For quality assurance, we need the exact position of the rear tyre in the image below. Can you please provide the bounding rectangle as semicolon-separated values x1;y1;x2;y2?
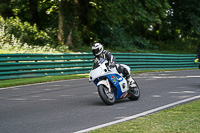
128;80;140;100
98;85;115;105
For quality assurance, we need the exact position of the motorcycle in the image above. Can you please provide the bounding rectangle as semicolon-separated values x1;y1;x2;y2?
89;58;140;105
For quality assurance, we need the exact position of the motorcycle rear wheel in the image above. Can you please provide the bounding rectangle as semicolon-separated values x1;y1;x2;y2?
98;85;115;105
128;81;140;100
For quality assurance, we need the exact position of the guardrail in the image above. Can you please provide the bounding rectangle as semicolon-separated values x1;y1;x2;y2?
0;53;198;80
113;53;198;70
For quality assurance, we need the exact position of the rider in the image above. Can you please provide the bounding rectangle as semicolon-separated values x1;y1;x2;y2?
92;42;136;88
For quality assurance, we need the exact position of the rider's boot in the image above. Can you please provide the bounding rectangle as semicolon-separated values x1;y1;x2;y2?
127;76;137;88
121;66;137;88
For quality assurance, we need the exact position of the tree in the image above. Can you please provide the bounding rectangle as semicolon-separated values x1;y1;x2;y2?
168;0;200;38
58;0;77;46
28;0;39;26
162;0;200;51
0;0;13;18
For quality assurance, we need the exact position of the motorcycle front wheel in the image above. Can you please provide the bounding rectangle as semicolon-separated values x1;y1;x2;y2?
128;80;140;101
98;85;115;105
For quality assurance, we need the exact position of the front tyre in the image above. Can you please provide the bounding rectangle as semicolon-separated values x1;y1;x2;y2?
128;81;140;101
98;85;115;105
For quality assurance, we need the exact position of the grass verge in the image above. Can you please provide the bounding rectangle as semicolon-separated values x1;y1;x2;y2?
0;74;88;88
90;99;200;133
0;68;197;88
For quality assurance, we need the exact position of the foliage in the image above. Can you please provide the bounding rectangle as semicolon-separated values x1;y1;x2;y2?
0;32;57;54
0;16;68;53
1;16;54;46
1;0;200;53
78;0;171;50
167;0;200;37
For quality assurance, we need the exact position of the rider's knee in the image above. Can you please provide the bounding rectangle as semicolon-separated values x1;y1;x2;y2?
123;67;130;77
124;68;129;75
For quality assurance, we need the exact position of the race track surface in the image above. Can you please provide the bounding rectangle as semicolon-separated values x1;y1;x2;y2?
0;70;200;133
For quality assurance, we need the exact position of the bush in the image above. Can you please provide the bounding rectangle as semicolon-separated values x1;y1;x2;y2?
2;16;55;46
0;16;60;53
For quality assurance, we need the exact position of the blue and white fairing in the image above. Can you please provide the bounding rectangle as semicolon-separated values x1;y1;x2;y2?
89;61;129;100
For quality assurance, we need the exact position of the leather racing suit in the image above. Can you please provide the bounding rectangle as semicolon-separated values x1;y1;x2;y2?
93;50;131;79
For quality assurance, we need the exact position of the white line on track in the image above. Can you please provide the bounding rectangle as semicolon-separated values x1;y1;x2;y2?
74;95;200;133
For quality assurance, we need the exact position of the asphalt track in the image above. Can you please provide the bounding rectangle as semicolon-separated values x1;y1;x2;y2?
0;70;200;133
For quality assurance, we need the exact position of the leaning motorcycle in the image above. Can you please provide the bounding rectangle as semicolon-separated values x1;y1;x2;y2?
89;58;140;105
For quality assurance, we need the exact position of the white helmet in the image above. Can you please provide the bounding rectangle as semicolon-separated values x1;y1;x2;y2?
92;43;103;56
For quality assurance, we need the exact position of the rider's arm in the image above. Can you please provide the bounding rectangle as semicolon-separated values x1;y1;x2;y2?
104;50;116;66
93;57;100;69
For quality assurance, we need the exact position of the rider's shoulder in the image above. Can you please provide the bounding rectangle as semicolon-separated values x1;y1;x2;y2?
103;50;111;54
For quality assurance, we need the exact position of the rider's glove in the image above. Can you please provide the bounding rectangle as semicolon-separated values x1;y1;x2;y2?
194;59;199;63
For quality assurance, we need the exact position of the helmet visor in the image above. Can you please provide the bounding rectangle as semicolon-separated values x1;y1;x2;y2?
92;49;101;56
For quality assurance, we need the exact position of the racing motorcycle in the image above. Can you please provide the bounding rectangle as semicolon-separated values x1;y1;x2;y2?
89;58;140;105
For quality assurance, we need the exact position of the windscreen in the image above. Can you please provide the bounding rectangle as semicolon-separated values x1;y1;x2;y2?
92;58;107;69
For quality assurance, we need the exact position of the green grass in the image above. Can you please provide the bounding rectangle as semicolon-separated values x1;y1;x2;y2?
91;100;200;133
0;74;88;88
0;68;197;88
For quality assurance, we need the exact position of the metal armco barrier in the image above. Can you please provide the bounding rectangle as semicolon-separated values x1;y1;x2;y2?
0;53;198;80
